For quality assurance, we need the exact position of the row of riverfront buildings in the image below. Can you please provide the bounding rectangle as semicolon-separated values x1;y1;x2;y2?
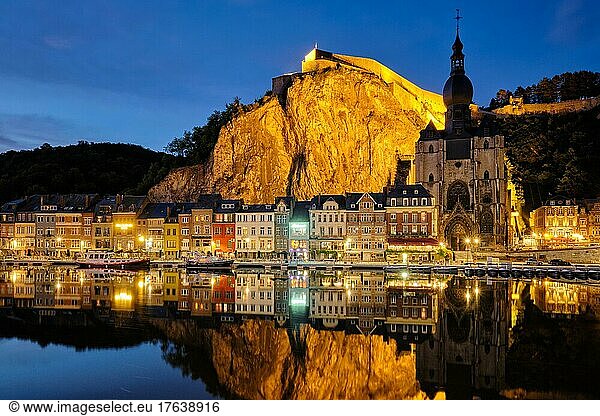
0;187;440;262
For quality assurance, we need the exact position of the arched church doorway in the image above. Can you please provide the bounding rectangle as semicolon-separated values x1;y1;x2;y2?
445;220;470;251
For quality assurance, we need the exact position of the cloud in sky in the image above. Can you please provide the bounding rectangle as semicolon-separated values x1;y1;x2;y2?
0;113;75;153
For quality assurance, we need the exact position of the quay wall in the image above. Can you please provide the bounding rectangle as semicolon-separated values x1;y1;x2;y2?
481;247;600;264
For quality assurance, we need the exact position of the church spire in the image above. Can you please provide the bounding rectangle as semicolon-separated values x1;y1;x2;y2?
442;9;473;134
451;9;465;74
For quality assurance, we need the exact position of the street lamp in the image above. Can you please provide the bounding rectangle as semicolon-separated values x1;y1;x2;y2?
56;237;63;258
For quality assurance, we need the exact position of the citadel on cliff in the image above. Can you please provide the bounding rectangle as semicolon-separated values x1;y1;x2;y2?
1;23;524;261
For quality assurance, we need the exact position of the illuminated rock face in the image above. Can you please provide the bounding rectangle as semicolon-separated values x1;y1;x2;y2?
150;65;445;203
154;319;424;400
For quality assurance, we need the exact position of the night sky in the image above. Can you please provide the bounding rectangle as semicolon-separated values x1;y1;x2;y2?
0;0;598;153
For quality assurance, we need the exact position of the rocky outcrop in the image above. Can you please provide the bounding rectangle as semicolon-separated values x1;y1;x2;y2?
153;319;424;400
150;63;445;203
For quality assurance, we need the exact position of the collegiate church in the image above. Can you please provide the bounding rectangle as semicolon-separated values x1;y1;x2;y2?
414;19;508;251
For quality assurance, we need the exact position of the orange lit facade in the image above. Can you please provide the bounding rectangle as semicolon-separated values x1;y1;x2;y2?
212;200;240;257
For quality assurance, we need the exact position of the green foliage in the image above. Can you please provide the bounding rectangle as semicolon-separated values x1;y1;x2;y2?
488;89;513;110
0;142;182;204
488;71;600;109
499;106;600;212
165;98;250;164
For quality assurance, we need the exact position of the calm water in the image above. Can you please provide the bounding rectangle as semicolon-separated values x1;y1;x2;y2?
1;266;600;400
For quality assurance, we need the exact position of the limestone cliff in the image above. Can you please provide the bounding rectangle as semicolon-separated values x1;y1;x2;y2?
150;58;446;203
153;319;424;400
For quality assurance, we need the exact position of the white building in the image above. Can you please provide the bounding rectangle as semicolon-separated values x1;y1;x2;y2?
235;272;274;317
235;204;275;259
309;195;347;260
309;272;347;328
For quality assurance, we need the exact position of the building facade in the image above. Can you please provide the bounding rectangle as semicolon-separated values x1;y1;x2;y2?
309;195;347;260
345;193;386;262
235;204;275;259
414;29;508;251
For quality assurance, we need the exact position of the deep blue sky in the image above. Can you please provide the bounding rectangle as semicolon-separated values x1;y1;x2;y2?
0;0;598;153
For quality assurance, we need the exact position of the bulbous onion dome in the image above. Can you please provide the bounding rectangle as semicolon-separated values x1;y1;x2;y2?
442;32;473;107
443;73;473;107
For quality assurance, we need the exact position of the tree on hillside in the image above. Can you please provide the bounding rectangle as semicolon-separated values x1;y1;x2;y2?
500;106;600;211
488;89;513;110
165;98;250;164
489;71;600;107
0;142;181;204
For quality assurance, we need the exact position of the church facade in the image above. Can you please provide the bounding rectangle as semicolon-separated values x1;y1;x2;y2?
414;28;508;251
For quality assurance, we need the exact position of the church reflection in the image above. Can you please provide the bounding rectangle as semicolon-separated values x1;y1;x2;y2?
416;278;509;398
2;265;600;399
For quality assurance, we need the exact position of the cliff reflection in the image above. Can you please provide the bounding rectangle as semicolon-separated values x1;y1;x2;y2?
155;319;422;399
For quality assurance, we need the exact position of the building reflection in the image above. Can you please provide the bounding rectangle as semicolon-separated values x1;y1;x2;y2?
416;278;509;398
3;265;600;399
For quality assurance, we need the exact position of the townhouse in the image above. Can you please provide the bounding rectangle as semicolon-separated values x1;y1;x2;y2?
288;200;311;260
345;193;387;262
384;184;438;263
309;195;347;260
112;195;147;252
212;199;240;257
235;203;275;259
274;197;292;259
532;196;584;249
192;195;221;255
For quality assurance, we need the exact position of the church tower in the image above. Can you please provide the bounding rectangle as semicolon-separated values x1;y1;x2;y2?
414;13;508;251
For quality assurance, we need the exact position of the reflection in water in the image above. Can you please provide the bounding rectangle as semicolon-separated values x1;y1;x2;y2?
417;279;508;399
2;265;600;399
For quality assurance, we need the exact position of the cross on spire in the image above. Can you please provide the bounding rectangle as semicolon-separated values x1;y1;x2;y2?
454;9;462;33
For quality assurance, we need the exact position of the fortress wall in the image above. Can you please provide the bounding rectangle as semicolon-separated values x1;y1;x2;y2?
301;50;447;128
334;54;447;117
494;97;600;115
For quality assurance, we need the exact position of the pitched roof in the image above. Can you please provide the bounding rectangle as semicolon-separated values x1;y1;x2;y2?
385;184;433;199
309;194;346;210
138;202;176;219
345;192;385;210
214;199;243;213
239;203;275;213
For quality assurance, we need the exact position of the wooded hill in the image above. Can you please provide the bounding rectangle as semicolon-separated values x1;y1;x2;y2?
0;141;182;203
